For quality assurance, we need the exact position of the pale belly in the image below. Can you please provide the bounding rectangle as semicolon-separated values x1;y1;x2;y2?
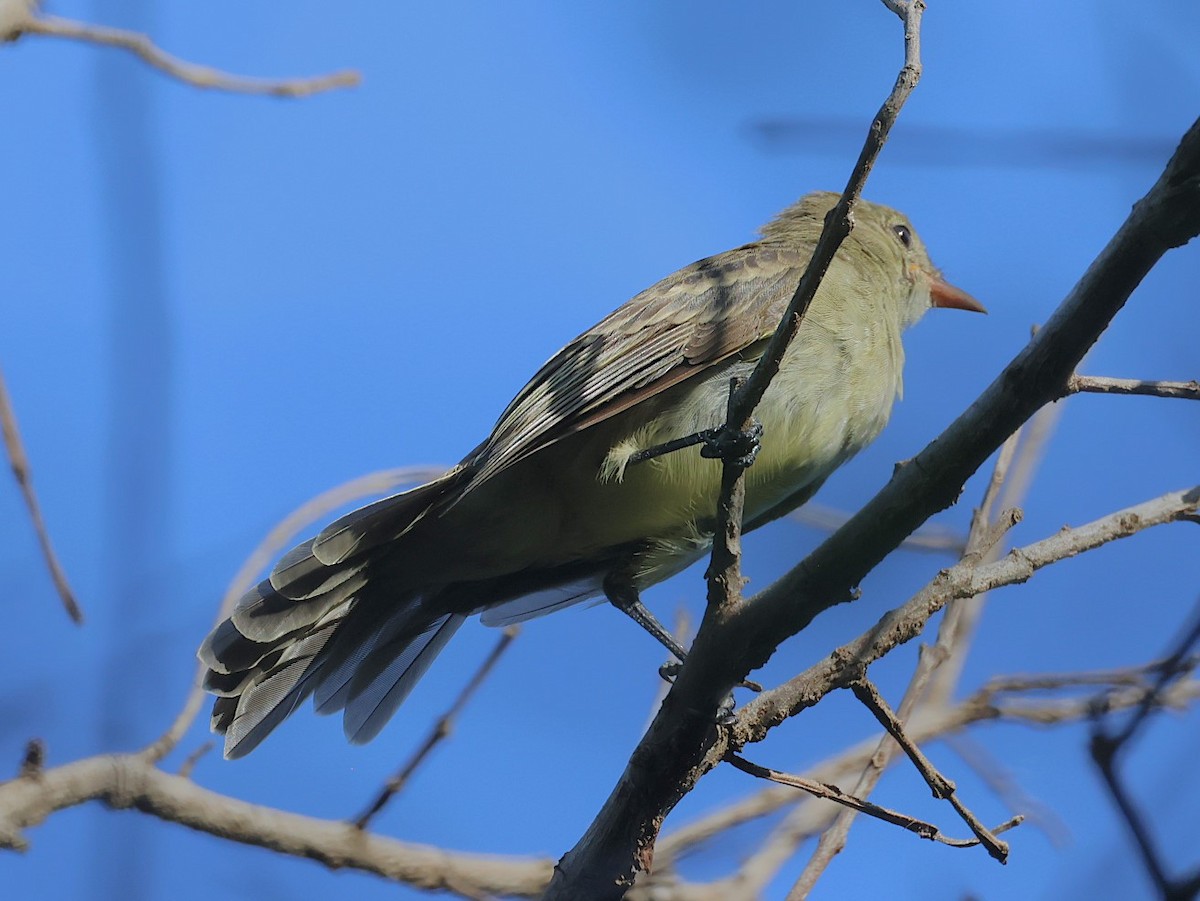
432;354;898;587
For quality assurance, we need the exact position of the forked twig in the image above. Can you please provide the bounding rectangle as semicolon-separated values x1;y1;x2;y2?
726;752;1021;850
850;679;1011;862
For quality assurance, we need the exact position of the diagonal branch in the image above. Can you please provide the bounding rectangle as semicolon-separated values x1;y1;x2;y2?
354;627;519;829
725;752;1021;851
738;485;1200;739
0;365;82;624
849;679;1011;861
545;4;931;896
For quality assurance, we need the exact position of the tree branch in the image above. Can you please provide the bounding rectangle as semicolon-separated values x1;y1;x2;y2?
738;485;1200;738
0;365;82;623
3;3;360;97
1064;375;1200;401
0;752;551;897
354;627;519;829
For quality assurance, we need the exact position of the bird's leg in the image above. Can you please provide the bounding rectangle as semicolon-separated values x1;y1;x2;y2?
603;569;761;695
603;570;690;665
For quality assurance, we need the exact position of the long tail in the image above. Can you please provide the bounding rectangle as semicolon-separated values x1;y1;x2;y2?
198;471;466;759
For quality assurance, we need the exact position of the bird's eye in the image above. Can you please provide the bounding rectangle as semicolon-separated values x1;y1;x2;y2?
892;224;913;248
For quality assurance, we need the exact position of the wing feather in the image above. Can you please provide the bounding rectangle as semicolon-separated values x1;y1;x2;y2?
464;243;806;489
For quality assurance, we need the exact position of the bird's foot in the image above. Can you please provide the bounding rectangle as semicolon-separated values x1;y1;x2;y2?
700;419;763;469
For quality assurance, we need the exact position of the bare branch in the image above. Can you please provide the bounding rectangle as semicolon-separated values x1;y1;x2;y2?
6;7;359;97
789;502;967;554
354;627;519;829
0;753;552;897
725;752;1020;851
1065;374;1200;401
0;366;82;623
849;679;1010;861
738;486;1200;738
787;424;1036;894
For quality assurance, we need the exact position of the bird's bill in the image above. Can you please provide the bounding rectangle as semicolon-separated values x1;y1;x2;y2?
929;275;987;313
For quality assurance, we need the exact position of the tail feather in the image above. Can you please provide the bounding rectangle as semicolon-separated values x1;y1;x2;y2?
221;606;349;758
311;468;466;566
310;594;423;715
343;613;466;744
232;572;367;644
199;618;271;675
199;535;460;757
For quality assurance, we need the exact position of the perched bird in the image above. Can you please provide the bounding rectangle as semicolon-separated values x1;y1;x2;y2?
199;192;984;758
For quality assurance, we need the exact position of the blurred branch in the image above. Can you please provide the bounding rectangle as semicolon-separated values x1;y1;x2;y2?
143;467;446;764
1089;600;1200;901
0;365;82;624
1064;374;1200;401
354;626;519;830
945;735;1071;847
789;501;966;554
747;116;1178;171
1;1;360;97
0;751;552;897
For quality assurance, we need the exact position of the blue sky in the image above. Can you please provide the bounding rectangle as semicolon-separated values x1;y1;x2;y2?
2;2;1198;899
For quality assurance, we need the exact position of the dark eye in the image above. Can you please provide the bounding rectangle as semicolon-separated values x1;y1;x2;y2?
892;223;912;248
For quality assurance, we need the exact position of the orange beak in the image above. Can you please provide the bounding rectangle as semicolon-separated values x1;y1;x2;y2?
930;275;987;314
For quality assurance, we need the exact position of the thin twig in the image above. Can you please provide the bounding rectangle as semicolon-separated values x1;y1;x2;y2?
1065;374;1200;401
177;742;213;780
788;423;1030;894
13;12;359;97
653;670;1200;871
547;5;930;895
702;0;929;625
354;627;520;829
850;679;1010;862
726;753;1021;850
142;466;446;764
0;366;82;623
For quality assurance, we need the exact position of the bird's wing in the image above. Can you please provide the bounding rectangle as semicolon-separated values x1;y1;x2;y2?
463;243;806;489
310;242;807;566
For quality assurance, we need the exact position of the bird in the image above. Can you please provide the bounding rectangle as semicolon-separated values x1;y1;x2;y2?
198;191;984;758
